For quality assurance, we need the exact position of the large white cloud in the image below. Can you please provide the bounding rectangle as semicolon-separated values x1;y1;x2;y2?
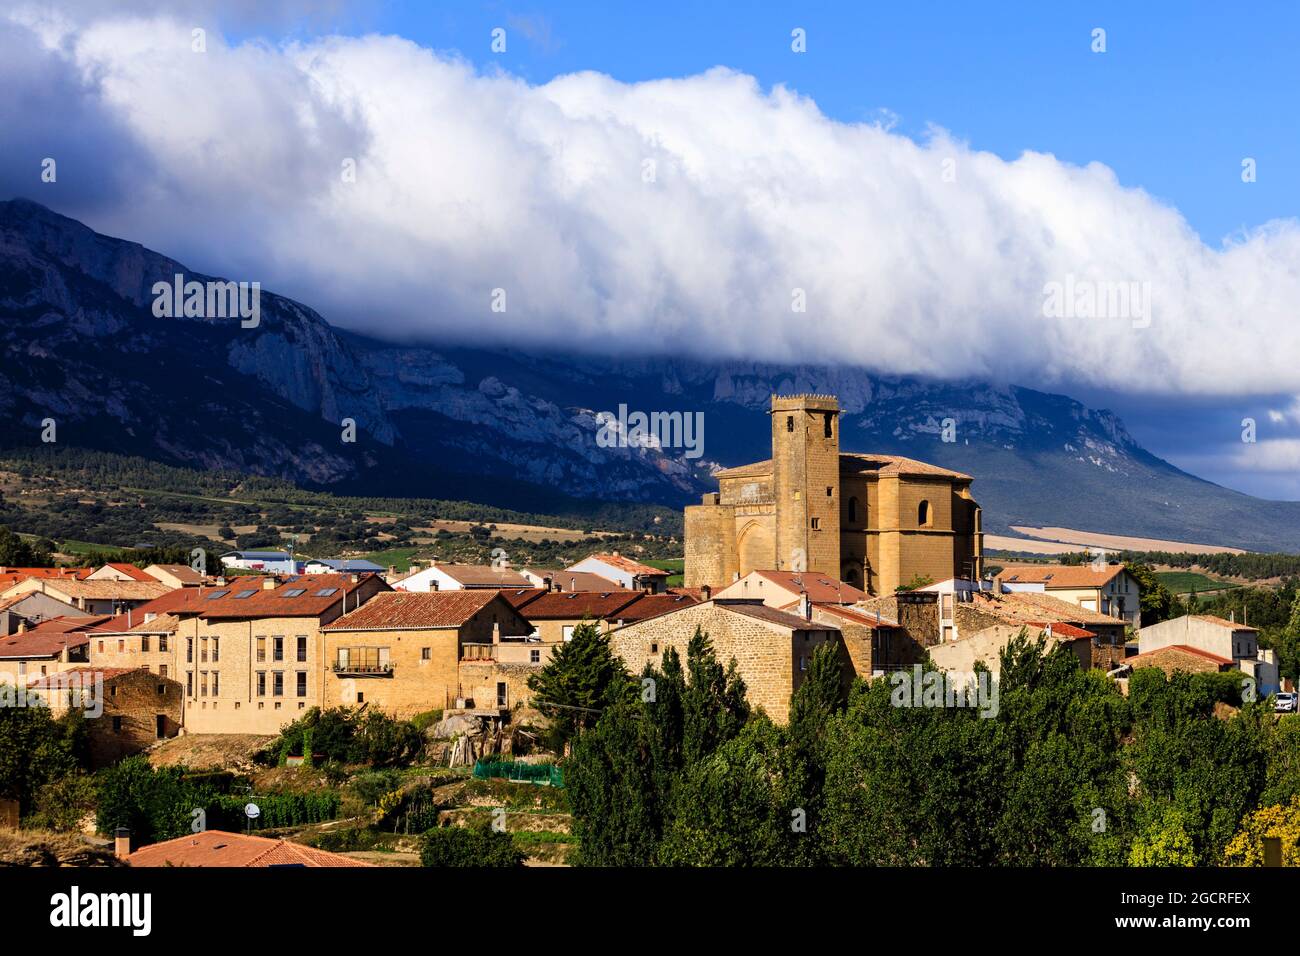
4;5;1300;398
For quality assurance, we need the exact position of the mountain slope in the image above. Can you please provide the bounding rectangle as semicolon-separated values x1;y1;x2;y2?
4;198;1300;551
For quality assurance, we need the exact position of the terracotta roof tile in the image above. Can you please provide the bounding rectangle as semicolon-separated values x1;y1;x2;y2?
997;564;1127;588
126;830;375;868
581;554;670;578
323;590;500;630
1129;644;1235;667
1191;614;1259;632
517;591;643;620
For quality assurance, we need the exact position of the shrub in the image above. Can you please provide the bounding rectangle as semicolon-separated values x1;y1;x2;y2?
420;823;524;867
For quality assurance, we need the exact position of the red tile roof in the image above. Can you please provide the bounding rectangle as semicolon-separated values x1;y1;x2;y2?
497;588;547;609
580;554;669;578
526;569;621;592
126;830;375;868
724;570;869;604
997;564;1127;588
716;455;973;481
144;564;205;585
719;600;836;631
812;603;900;628
517;591;643;621
97;563;156;582
616;592;700;623
323;590;501;630
0;619;103;658
175;574;383;619
1129;644;1235;667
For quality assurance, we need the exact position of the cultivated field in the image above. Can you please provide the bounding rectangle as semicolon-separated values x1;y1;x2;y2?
988;526;1248;555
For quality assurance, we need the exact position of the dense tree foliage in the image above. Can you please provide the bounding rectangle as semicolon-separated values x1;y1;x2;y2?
0;698;88;813
421;823;524;867
565;631;1298;867
265;707;425;768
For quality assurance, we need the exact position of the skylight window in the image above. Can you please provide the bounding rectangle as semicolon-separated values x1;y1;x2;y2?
234;590;257;599
314;588;338;597
205;590;230;600
282;588;307;597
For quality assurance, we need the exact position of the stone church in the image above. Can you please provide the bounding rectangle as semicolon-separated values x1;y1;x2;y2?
684;394;983;595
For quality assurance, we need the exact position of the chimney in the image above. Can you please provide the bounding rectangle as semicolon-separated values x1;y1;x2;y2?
492;621;501;644
16;618;27;634
1230;610;1235;623
114;827;131;861
388;565;397;579
350;574;359;584
799;592;811;621
701;585;712;601
262;577;276;590
216;576;227;586
732;571;740;583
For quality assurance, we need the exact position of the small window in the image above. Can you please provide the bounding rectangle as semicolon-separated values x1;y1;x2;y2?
256;671;266;697
273;637;284;662
212;637;219;662
205;590;229;600
918;500;932;527
187;671;193;696
112;717;123;733
421;647;431;661
234;589;257;599
141;636;150;652
159;664;168;678
297;672;307;697
823;413;833;438
256;636;266;663
159;635;168;652
811;517;820;530
315;588;338;597
786;415;794;432
157;683;166;695
296;636;307;662
212;671;219;695
282;588;307;598
273;672;284;697
356;692;365;704
530;649;540;663
826;486;833;497
650;642;659;655
848;496;859;523
186;638;193;663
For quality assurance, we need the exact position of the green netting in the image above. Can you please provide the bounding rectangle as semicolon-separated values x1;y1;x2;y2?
473;759;564;788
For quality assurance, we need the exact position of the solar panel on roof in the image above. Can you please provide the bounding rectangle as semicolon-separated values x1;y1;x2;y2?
282;588;307;597
315;588;338;597
205;590;229;600
234;590;257;599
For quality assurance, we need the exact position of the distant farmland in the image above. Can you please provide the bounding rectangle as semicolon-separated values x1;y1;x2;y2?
1153;571;1240;595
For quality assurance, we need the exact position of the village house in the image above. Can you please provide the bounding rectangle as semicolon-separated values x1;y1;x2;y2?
713;569;868;607
130;573;392;735
684;394;983;596
609;597;840;721
86;562;158;582
141;564;206;588
519;568;620;592
509;590;646;644
0;575;172;616
1137;613;1280;694
0;566;92;592
393;561;531;592
27;666;182;766
1125;643;1238;678
0;616;103;686
996;563;1142;630
90;612;183;679
565;553;670;593
320;590;533;715
0;590;88;635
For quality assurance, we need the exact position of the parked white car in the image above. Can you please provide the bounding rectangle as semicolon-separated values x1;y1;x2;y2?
1274;692;1297;713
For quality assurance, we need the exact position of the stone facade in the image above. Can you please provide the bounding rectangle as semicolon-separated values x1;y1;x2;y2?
32;667;182;766
609;599;840;721
685;394;982;595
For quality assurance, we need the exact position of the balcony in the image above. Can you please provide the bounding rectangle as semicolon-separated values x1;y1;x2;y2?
333;648;394;676
332;661;394;676
460;642;496;662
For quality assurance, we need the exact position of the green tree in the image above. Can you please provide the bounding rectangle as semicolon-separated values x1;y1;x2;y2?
0;695;87;812
527;620;631;749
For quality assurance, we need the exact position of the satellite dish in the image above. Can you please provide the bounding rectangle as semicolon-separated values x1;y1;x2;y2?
245;802;261;819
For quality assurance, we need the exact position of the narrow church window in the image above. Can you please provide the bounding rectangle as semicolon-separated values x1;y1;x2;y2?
811;517;820;530
824;413;833;438
787;415;794;432
826;486;833;497
848;497;858;523
918;500;932;527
